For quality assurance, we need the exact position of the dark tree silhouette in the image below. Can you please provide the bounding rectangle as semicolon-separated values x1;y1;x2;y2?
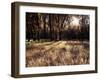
26;13;90;42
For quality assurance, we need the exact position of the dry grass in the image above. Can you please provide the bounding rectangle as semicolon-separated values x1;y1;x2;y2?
26;41;89;67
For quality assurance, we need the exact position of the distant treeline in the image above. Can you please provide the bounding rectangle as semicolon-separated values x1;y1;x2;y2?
26;13;89;41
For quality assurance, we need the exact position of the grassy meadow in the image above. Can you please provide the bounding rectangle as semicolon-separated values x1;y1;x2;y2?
26;40;89;67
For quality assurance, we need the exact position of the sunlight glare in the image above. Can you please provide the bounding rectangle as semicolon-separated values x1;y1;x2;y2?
70;16;80;26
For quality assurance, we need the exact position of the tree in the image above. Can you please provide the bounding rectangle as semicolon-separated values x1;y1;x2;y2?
26;13;89;41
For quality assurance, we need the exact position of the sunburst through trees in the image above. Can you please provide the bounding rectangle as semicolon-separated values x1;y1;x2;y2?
26;13;90;67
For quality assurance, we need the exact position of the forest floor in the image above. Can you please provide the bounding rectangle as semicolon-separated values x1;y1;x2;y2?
26;40;89;67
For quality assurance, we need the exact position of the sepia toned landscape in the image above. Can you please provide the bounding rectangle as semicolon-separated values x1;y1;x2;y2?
26;13;90;67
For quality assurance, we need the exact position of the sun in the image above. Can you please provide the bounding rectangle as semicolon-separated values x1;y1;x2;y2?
70;16;80;26
70;16;81;30
73;17;79;25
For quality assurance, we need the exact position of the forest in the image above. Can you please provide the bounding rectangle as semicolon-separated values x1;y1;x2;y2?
26;13;90;67
26;13;89;42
